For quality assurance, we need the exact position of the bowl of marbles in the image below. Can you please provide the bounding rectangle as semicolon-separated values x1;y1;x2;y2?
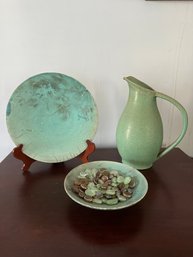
64;161;148;210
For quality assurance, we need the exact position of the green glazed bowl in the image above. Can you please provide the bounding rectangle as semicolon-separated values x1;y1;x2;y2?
64;161;148;210
6;72;98;163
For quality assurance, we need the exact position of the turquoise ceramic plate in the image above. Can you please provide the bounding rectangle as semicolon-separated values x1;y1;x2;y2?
64;161;148;210
6;73;98;162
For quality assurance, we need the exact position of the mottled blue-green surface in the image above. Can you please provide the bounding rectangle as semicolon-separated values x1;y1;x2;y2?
6;73;98;162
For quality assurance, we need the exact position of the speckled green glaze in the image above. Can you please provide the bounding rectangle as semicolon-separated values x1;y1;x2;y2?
6;73;98;162
116;76;188;170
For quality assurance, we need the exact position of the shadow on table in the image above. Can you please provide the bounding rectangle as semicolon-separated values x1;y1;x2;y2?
66;200;145;245
141;166;174;207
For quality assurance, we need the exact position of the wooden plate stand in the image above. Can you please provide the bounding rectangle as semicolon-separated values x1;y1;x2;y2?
12;140;95;172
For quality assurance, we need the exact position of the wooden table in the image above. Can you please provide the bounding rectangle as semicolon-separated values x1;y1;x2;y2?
0;148;193;257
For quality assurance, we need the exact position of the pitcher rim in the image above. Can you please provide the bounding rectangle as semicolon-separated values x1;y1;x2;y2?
123;76;155;94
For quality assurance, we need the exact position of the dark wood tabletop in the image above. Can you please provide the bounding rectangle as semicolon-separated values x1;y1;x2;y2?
0;148;193;257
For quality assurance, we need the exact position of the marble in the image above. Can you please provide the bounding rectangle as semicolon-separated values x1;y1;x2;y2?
64;161;148;210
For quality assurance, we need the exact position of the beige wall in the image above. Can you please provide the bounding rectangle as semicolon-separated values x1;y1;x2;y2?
0;0;193;161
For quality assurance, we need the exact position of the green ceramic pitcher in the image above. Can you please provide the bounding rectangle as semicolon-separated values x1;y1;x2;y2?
116;76;188;170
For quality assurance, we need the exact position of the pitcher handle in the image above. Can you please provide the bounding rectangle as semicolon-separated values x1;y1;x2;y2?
155;91;188;159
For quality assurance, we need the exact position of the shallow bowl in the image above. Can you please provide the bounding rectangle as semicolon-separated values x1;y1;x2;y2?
64;161;148;210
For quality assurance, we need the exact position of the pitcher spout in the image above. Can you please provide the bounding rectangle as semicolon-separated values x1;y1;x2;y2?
123;76;154;92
